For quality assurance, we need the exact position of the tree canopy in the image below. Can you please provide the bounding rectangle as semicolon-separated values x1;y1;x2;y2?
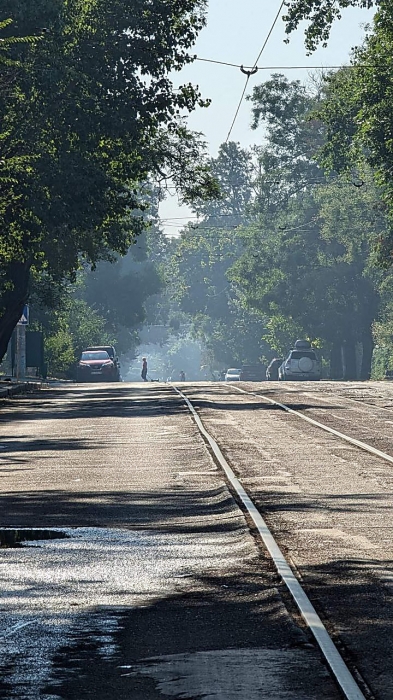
159;74;389;380
313;3;393;263
283;0;377;52
0;0;217;360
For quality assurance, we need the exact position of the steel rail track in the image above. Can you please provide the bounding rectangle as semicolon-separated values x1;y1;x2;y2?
230;384;393;467
272;383;393;417
173;385;367;700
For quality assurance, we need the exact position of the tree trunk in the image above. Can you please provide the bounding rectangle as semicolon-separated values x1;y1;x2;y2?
360;327;374;380
343;340;357;380
0;262;31;363
329;342;342;379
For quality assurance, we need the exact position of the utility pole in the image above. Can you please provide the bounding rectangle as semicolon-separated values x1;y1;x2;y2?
16;324;26;380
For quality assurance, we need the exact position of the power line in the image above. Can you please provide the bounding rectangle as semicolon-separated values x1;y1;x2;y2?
196;57;345;71
161;214;237;221
253;0;286;68
225;77;252;144
225;0;286;143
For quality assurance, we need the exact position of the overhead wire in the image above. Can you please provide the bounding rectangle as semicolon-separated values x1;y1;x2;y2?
196;57;345;71
225;0;286;143
253;0;287;68
159;171;370;231
164;4;364;233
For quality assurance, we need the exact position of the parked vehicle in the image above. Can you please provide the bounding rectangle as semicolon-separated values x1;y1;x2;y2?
278;340;321;381
76;350;119;382
266;358;283;381
224;368;242;381
85;345;121;381
239;364;266;381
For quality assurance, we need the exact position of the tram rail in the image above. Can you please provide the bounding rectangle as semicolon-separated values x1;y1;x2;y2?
173;384;369;700
230;384;393;467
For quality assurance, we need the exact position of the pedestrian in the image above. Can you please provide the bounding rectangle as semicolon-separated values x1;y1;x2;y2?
179;370;185;381
141;357;148;381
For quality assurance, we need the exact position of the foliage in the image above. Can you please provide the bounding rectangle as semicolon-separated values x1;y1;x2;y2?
169;221;269;367
79;239;164;355
371;270;393;377
191;142;253;227
282;0;376;52
155;333;204;380
230;75;386;377
247;75;326;217
0;0;217;361
158;76;386;377
44;328;75;377
262;314;304;357
231;179;381;371
37;207;171;377
314;4;393;265
33;296;110;377
30;224;165;375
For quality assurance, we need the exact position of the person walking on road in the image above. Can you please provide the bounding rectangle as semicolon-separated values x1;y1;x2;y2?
141;357;148;381
179;370;185;381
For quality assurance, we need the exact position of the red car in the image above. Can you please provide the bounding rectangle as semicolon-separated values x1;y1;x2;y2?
76;350;118;382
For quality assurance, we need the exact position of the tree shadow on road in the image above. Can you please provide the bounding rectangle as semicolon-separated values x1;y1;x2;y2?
252;488;392;515
41;569;338;700
0;484;243;530
0;385;186;422
40;555;393;700
0;384;346;424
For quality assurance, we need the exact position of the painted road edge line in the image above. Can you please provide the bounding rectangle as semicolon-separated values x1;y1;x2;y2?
173;385;366;700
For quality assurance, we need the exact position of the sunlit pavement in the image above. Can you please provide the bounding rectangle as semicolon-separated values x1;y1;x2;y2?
0;382;345;699
181;380;393;700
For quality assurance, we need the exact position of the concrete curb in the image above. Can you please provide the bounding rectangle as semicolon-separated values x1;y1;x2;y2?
0;382;45;399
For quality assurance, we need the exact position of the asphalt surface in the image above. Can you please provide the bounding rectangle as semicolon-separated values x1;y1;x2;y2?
0;381;392;698
184;381;393;700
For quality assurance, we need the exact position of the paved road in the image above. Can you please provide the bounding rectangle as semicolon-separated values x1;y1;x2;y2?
0;381;392;698
184;381;393;700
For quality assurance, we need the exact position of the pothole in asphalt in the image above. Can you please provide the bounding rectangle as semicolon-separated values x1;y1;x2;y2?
125;648;336;699
0;528;69;548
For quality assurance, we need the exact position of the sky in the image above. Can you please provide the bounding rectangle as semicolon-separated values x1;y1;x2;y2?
160;0;375;235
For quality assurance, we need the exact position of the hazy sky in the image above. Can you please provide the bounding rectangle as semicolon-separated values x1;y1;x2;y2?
160;0;374;234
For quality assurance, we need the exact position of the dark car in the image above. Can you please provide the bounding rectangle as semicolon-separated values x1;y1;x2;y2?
239;364;266;382
266;358;283;381
85;345;121;381
278;340;321;381
76;350;119;382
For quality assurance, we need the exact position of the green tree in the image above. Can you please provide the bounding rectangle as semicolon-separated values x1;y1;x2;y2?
191;141;253;227
315;4;393;264
283;3;393;268
0;0;217;361
283;0;376;52
170;225;267;367
372;270;393;377
229;76;383;378
247;75;326;218
31;296;110;377
231;181;381;378
80;249;163;355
